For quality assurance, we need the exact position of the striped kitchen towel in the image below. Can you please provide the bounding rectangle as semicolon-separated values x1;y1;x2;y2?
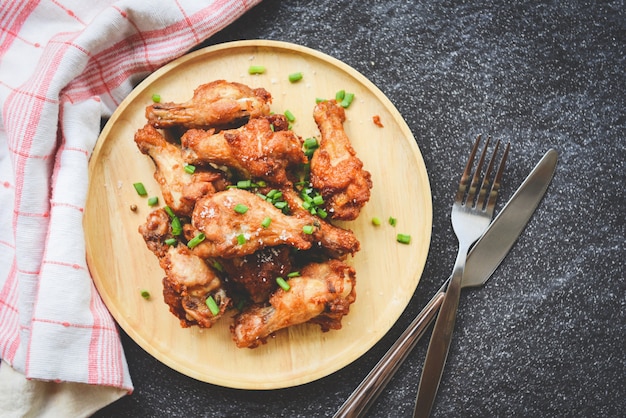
0;0;260;414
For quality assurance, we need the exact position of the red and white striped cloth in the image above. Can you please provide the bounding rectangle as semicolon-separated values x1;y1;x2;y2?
0;0;261;411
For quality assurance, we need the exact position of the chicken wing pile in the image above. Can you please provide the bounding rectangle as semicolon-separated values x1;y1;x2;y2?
134;80;372;348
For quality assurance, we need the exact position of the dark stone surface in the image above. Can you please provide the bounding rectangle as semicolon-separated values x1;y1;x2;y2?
94;1;625;416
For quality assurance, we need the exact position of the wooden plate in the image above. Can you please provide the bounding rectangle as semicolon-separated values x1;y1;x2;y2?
85;40;432;389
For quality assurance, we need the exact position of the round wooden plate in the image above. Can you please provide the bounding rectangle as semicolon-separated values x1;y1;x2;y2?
85;40;432;389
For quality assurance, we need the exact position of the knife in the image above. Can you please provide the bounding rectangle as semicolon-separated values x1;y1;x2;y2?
333;148;558;418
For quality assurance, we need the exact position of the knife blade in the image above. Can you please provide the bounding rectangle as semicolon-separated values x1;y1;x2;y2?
333;148;558;418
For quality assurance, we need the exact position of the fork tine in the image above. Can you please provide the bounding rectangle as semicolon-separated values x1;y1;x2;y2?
465;136;491;206
476;139;501;209
484;141;510;215
455;135;482;204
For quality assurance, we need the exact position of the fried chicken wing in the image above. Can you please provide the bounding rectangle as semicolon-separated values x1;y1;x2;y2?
189;188;317;259
134;124;228;216
310;100;372;220
181;116;306;185
139;208;231;328
230;259;356;348
146;80;272;129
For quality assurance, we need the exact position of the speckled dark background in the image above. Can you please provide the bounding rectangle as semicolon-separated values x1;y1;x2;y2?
94;1;625;417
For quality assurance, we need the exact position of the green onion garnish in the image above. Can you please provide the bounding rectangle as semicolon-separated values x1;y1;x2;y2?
276;277;290;291
148;196;159;206
237;179;252;189
335;90;345;101
248;65;266;74
205;295;220;316
187;233;206;249
372;217;382;226
184;164;196;174
274;201;287;210
151;94;161;103
397;233;411;244
341;92;355;108
288;72;303;83
140;290;150;299
388;217;397;227
302;225;315;235
133;182;147;196
284;110;296;122
170;216;182;236
234;203;249;214
164;238;177;246
236;234;246;245
261;217;272;228
164;206;175;218
303;137;318;149
287;271;300;278
212;260;224;272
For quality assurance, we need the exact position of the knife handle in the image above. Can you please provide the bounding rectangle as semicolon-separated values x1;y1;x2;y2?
414;262;465;418
333;287;446;418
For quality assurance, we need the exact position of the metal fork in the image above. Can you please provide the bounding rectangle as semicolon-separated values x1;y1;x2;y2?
413;135;509;418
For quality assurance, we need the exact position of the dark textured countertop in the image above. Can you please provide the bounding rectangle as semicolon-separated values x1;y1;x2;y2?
94;1;625;416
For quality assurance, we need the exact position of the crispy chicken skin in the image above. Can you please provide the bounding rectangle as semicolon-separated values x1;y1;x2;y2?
181;116;306;185
310;100;372;220
139;208;231;327
145;80;272;129
230;259;357;348
134;124;228;216
189;188;317;259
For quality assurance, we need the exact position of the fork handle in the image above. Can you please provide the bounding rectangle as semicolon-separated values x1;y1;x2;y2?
413;248;467;418
333;287;446;418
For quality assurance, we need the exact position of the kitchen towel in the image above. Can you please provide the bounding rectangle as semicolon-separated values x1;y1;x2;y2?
0;0;260;415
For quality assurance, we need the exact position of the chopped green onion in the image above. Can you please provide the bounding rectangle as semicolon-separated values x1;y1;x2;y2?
317;208;328;219
312;195;324;205
133;182;147;196
303;137;318;149
397;233;412;244
274;201;287;210
205;295;220;316
388;217;397;227
184;164;196;174
302;225;315;235
236;234;246;245
164;238;177;246
140;290;150;299
270;123;275;132
164;206;175;218
212;260;224;272
261;217;272;228
287;271;300;278
315;97;325;103
170;216;182;236
248;65;266;74
276;277;290;291
372;217;382;226
234;203;249;214
284;110;296;122
256;180;267;187
335;90;345;101
147;196;159;206
237;179;252;189
341;92;355;108
151;94;161;103
288;72;303;83
187;233;206;249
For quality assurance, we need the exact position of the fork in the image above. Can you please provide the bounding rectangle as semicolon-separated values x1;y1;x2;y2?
413;135;509;418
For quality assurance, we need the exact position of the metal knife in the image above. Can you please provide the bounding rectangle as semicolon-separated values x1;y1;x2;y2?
333;148;558;418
